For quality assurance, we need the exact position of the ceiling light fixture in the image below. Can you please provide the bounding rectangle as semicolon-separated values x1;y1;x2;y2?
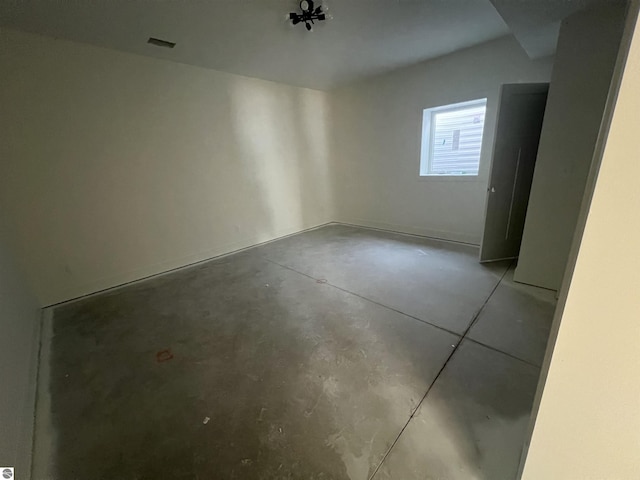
288;0;329;32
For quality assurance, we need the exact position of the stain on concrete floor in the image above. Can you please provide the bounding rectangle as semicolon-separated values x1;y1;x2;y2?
32;225;556;480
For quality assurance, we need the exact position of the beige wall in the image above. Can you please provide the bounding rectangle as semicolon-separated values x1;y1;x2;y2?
521;5;640;478
0;29;334;306
0;220;40;474
0;31;554;305
329;36;554;245
515;3;627;290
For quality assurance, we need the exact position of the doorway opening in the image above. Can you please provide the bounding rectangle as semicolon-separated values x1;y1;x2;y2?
480;83;549;263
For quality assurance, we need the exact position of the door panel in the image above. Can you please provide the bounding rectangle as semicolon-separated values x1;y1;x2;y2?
480;83;549;262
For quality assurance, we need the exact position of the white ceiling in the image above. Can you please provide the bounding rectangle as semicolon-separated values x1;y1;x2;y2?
489;0;606;58
0;0;607;90
1;0;512;90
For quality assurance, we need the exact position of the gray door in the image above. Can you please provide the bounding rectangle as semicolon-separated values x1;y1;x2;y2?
480;83;549;262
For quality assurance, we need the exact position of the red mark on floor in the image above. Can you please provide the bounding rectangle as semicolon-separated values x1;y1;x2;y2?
156;349;174;363
316;279;328;284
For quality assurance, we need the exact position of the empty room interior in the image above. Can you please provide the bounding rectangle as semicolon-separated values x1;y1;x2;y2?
1;0;640;479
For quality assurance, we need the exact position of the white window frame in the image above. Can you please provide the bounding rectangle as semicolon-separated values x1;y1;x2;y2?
419;98;487;177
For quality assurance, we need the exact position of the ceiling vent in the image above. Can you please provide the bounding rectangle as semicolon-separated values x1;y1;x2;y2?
147;37;176;49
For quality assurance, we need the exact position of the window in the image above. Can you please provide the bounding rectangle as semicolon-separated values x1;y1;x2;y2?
420;98;487;176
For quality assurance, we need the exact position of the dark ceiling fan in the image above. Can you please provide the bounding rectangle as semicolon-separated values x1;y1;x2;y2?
289;0;328;31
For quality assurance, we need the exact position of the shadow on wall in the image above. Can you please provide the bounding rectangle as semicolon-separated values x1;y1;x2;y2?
295;86;335;229
228;77;334;240
0;29;336;305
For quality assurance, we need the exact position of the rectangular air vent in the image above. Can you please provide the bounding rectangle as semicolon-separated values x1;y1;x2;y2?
147;37;176;49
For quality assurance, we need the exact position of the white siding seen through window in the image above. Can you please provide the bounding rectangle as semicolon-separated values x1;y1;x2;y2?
420;98;487;176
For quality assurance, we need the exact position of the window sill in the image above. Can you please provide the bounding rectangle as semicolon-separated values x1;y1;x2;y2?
418;174;482;182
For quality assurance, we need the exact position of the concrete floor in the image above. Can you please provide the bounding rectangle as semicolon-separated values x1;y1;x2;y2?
32;224;556;480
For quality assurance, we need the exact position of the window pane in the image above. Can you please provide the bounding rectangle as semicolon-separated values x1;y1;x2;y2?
430;104;485;175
